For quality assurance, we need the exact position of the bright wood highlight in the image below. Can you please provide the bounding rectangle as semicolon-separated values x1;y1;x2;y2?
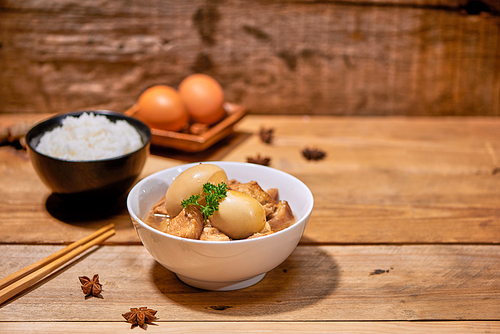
0;321;498;333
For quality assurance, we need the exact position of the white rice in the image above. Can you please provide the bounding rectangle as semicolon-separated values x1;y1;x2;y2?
36;112;143;161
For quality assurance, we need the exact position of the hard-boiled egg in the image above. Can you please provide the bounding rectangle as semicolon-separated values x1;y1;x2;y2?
210;190;267;240
165;163;228;217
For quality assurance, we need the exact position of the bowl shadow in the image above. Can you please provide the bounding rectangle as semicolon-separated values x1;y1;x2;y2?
45;192;128;225
150;247;338;317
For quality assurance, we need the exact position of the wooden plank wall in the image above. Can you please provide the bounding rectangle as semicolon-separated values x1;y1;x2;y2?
0;0;499;116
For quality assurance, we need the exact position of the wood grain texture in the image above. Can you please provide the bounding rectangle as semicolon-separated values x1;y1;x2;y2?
1;321;499;333
0;0;499;116
1;115;499;244
230;115;500;244
0;244;499;321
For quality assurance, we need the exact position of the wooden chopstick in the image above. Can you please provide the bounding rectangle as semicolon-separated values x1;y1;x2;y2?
0;223;115;290
0;224;115;304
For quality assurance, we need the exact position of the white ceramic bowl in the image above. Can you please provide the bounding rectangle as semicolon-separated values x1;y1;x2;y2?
127;161;314;291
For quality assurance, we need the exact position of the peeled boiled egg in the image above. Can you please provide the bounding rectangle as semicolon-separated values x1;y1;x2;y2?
178;74;226;125
137;85;189;131
165;163;228;217
210;190;267;240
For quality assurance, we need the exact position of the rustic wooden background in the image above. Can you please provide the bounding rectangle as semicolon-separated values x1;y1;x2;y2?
0;0;499;116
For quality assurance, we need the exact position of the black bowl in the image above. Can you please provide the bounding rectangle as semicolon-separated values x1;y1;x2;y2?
26;110;151;201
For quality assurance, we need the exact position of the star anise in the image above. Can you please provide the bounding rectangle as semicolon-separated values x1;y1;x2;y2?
247;154;271;166
258;127;274;144
302;147;326;161
78;274;102;297
122;307;158;329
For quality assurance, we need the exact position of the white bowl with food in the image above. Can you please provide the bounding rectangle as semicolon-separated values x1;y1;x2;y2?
126;161;314;291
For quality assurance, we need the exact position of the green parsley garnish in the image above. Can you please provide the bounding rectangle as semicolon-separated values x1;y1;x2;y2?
181;182;228;220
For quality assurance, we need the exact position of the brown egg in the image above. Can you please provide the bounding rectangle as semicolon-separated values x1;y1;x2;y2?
178;74;226;125
137;85;189;131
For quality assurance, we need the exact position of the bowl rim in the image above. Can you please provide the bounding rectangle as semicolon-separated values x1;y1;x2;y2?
127;161;314;245
26;110;152;163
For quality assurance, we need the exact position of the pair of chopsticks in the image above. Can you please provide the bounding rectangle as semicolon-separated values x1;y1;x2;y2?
0;223;115;304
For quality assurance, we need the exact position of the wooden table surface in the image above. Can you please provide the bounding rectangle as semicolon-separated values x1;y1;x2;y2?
0;114;499;333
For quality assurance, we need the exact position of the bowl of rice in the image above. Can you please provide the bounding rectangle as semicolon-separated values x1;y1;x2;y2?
26;110;151;200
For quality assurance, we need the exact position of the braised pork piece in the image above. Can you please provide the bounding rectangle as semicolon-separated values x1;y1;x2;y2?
144;179;295;241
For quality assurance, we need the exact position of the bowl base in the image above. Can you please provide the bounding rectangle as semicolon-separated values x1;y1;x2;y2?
176;273;266;291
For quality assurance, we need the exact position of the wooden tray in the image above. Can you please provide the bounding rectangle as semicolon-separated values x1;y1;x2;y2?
125;102;246;152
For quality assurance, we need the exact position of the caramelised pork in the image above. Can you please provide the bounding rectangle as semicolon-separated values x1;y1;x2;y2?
228;180;276;217
159;205;204;239
267;200;295;232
